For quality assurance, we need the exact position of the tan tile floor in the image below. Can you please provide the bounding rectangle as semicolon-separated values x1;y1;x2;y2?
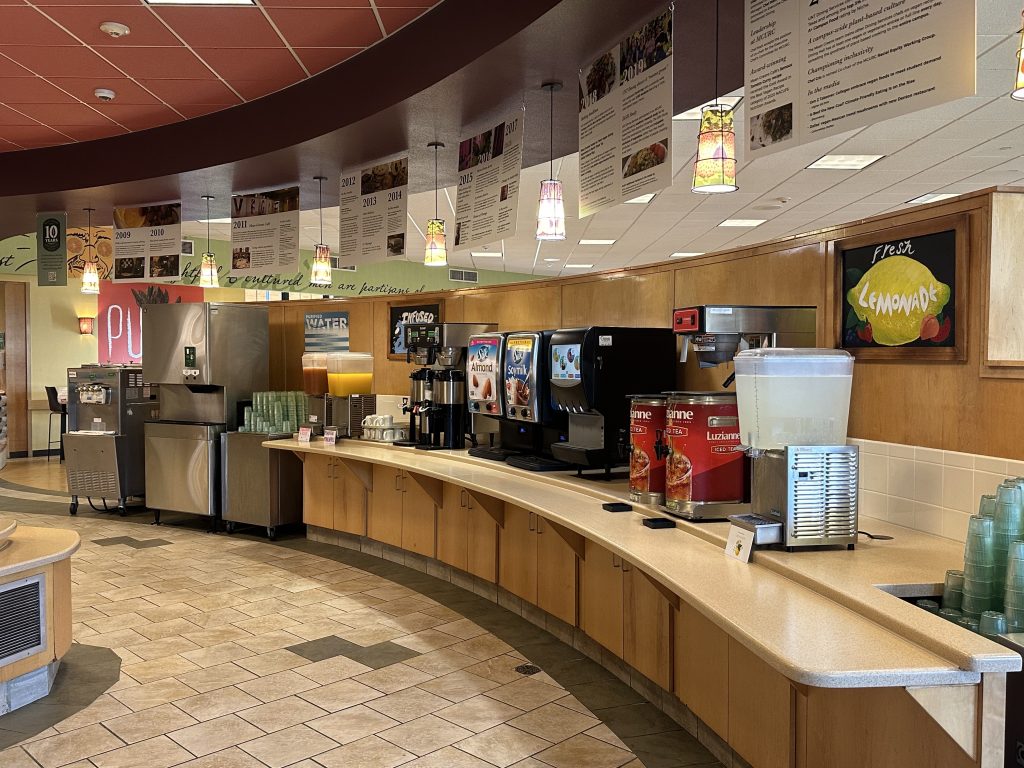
0;459;722;768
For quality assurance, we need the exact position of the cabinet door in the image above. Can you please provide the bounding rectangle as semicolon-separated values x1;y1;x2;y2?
333;460;368;536
728;638;794;768
579;539;623;656
437;483;469;570
535;516;578;626
302;453;335;529
675;600;729;740
623;563;672;688
498;504;537;603
368;464;403;546
402;472;437;557
466;491;499;582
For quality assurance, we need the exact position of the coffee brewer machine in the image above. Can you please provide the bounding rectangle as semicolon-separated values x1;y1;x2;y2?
673;305;816;367
64;366;159;517
548;327;675;473
401;322;496;450
142;303;268;526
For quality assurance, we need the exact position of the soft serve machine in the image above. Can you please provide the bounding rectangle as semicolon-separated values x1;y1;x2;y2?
672;305;859;549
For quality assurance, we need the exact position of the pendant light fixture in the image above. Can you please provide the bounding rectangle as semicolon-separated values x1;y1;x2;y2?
80;207;99;295
199;195;219;288
424;141;447;267
1013;10;1024;100
310;175;333;287
692;0;738;194
536;80;566;240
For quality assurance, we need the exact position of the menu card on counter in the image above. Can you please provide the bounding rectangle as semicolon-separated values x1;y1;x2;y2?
339;155;409;262
725;525;755;563
454;112;524;250
744;0;976;158
578;9;673;218
230;187;300;277
112;203;183;283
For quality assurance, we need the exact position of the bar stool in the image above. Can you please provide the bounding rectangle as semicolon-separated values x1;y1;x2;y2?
44;386;67;462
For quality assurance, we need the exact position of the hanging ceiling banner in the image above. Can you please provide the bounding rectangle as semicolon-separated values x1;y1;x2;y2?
578;9;673;218
230;186;300;276
339;155;409;262
112;204;182;283
453;111;525;251
36;211;67;287
744;0;976;159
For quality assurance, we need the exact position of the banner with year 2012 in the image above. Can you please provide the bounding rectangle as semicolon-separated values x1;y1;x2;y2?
453;112;524;251
578;9;673;218
112;204;182;282
230;187;300;276
339;156;409;262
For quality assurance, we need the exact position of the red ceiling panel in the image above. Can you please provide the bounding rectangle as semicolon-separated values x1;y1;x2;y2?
0;77;77;103
227;78;300;102
260;0;371;6
377;7;429;33
152;7;282;49
0;139;21;152
293;47;359;75
0;125;70;144
0;6;76;46
373;1;436;5
49;77;163;106
0;105;42;127
39;6;181;48
195;47;304;82
174;103;238;119
97;46;213;80
139;78;241;106
98;103;181;131
3;45;124;78
263;7;381;48
49;124;127;142
0;56;32;78
10;102;115;126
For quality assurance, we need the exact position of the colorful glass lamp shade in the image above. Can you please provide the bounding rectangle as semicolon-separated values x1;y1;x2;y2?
692;104;737;194
1014;14;1024;100
310;244;333;285
536;178;566;240
198;195;219;288
424;218;447;266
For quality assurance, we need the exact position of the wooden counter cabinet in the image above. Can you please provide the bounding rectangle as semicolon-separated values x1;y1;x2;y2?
301;453;368;535
437;483;500;581
368;465;441;557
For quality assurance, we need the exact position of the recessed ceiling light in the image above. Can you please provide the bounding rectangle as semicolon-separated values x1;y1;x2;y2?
671;252;704;258
624;193;656;204
807;154;884;170
99;21;130;38
564;264;593;269
906;193;958;205
199;217;231;224
145;0;255;5
718;219;765;227
578;239;615;245
543;257;559;262
674;96;742;120
471;251;501;257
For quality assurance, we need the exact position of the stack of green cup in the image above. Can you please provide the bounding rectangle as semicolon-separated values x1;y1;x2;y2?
1005;541;1024;631
979;610;1008;638
962;515;996;617
942;569;964;611
979;494;997;519
993;481;1024;610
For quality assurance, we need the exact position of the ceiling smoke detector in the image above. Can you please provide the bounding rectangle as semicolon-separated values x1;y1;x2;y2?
94;88;117;102
99;21;131;38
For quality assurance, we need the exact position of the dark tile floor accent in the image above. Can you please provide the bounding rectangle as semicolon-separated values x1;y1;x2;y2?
286;635;422;668
91;536;172;549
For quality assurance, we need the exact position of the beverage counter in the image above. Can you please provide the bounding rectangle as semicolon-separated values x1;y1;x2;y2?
266;437;1020;768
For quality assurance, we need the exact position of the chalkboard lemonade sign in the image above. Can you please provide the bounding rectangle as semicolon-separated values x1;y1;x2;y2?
836;215;967;361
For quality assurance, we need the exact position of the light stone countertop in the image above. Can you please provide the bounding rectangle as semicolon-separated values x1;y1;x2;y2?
0;524;80;579
268;438;1023;688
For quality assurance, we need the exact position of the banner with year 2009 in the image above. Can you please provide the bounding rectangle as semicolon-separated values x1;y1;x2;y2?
230;186;300;276
339;156;409;262
112;203;182;283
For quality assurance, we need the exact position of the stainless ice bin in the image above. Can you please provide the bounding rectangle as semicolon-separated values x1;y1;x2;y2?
220;431;303;540
144;422;223;518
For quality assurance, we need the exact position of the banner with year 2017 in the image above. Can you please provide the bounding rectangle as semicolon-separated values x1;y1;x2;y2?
578;9;673;218
744;0;976;158
453;112;524;250
112;204;182;282
230;187;300;276
339;156;409;262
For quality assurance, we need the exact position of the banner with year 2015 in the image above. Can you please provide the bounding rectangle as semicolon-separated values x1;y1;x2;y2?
453;112;524;251
339;156;409;262
112;203;182;282
230;186;300;276
578;9;673;218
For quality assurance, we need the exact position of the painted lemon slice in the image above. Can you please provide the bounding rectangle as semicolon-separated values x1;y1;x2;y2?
847;256;950;346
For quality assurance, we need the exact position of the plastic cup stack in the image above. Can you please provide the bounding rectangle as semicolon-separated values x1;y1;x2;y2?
916;599;940;614
962;515;996;617
938;607;963;622
979;610;1008;638
979;495;997;519
942;569;964;611
1005;541;1024;631
957;616;981;633
993;481;1024;609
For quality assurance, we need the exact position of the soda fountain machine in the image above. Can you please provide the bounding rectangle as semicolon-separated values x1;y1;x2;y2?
548;326;675;475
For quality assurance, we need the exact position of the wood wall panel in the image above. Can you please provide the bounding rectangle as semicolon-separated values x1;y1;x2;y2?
267;304;288;391
4;282;29;453
460;284;562;330
373;300;419;397
561;272;673;328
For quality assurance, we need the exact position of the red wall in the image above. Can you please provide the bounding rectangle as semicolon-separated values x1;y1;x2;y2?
97;282;204;365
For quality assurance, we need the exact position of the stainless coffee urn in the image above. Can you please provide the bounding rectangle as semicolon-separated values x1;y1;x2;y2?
142;303;268;527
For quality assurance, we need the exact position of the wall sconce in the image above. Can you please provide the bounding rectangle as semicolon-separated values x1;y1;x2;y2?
78;317;95;335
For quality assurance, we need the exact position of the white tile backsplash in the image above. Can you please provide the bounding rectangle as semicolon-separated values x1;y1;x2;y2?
854;439;1023;543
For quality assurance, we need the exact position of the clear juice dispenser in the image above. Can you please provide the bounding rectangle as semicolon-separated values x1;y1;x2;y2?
327;352;374;397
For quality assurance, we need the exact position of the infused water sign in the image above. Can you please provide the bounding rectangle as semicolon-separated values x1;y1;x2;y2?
468;336;502;413
840;229;957;351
